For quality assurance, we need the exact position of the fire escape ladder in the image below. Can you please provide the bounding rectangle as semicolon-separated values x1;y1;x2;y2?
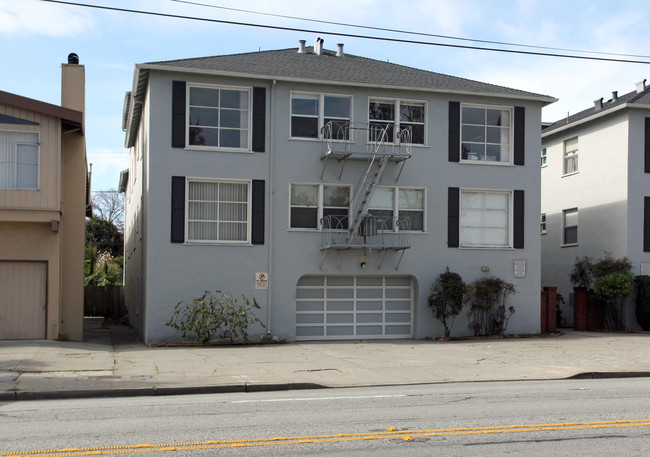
348;153;390;239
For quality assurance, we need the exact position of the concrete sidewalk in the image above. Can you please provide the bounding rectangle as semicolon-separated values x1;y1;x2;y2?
1;326;650;401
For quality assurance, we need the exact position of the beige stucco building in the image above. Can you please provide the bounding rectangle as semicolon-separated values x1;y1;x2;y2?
0;54;90;340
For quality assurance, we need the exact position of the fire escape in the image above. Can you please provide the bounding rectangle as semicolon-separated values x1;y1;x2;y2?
319;121;412;269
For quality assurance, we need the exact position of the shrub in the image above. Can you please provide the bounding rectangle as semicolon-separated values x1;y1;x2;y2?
166;290;265;344
594;272;634;330
427;267;467;338
467;276;517;336
569;256;594;289
634;276;650;331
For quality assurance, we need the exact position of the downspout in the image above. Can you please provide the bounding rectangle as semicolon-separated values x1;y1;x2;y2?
266;79;276;336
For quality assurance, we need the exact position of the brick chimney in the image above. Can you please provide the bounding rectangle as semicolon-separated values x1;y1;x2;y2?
61;52;85;130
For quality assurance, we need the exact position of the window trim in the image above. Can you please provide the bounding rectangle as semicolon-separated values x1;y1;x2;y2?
185;83;253;152
289;91;353;141
563;137;579;176
184;177;252;245
368;186;427;233
0;129;40;190
367;97;427;145
459;188;513;249
562;207;578;246
541;147;547;167
289;182;352;231
459;103;514;166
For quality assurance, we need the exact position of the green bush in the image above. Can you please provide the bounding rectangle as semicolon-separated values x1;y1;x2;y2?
427;267;467;338
166;290;265;344
467;276;517;336
594;272;634;330
634;276;650;331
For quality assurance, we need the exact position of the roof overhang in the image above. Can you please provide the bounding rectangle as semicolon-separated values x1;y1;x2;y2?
0;90;82;131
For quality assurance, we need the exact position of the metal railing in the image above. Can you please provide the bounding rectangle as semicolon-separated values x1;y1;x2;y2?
320;122;413;160
320;215;411;250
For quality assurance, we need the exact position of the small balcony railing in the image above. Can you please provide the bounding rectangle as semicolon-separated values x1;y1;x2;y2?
320;121;412;161
320;215;411;250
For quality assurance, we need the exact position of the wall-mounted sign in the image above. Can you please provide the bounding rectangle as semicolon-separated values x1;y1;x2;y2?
255;272;268;289
513;259;526;278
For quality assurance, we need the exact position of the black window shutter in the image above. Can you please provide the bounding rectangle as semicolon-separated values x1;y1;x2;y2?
172;81;186;148
644;197;650;252
252;87;266;152
448;102;460;162
514;107;525;166
171;176;185;243
448;187;459;247
251;180;265;244
645;118;650;173
513;190;525;249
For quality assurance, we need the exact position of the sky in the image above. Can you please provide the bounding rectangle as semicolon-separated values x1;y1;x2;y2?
1;0;648;192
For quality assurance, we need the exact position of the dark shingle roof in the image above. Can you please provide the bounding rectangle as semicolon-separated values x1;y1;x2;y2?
543;84;650;135
144;47;554;101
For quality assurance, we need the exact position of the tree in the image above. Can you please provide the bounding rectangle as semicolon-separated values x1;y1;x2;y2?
92;189;124;233
427;268;467;338
85;217;123;258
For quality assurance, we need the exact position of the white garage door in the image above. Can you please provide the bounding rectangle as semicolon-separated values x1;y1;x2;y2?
296;275;413;340
0;261;47;339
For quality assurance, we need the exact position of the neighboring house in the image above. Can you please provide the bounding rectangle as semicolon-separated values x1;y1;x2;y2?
0;54;89;340
122;39;555;343
541;80;650;328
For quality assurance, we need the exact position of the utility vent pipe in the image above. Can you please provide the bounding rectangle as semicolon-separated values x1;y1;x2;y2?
314;37;324;55
612;91;618;101
337;43;344;57
298;40;306;54
636;79;647;93
593;98;603;110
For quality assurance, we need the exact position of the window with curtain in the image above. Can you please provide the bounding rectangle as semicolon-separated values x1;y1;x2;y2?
563;208;578;245
563;137;578;174
461;105;512;163
460;190;510;247
186;179;250;243
0;130;39;190
188;85;250;150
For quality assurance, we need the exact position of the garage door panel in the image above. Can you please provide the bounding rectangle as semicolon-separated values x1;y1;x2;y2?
296;275;413;340
0;261;46;340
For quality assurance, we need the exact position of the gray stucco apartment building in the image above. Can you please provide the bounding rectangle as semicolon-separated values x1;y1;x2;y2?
122;39;555;343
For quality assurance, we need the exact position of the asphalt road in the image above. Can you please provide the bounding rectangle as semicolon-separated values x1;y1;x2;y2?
2;378;650;456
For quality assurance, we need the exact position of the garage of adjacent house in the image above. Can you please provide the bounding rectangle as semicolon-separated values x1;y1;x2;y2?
296;275;414;340
0;261;47;339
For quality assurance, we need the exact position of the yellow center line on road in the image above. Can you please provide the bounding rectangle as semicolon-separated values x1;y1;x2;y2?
3;419;650;456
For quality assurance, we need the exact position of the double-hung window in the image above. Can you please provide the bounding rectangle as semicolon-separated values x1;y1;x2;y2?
541;213;547;235
541;148;547;167
461;105;512;163
564;137;578;174
290;183;350;229
0;130;39;190
188;84;251;150
563;208;578;245
290;93;351;140
460;190;511;247
368;98;425;144
368;187;425;232
186;179;251;243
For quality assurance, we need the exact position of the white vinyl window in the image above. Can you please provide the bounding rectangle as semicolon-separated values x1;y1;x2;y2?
460;190;511;247
368;98;425;144
541;148;547;167
564;137;578;174
187;84;251;150
186;179;251;243
290;183;350;230
291;93;351;140
563;208;578;245
461;105;512;163
368;187;425;232
0;130;39;190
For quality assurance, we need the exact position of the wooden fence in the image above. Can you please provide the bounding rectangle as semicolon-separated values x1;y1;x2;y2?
84;285;125;319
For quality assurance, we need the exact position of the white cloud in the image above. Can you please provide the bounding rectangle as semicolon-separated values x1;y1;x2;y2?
0;0;94;37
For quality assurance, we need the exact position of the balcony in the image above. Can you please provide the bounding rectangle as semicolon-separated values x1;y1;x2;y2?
320;215;411;251
320;121;412;162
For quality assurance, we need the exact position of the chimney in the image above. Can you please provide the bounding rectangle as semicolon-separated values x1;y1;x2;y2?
636;79;647;94
336;43;344;57
62;52;85;129
297;40;306;54
612;91;618;101
593;97;603;110
314;37;324;55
